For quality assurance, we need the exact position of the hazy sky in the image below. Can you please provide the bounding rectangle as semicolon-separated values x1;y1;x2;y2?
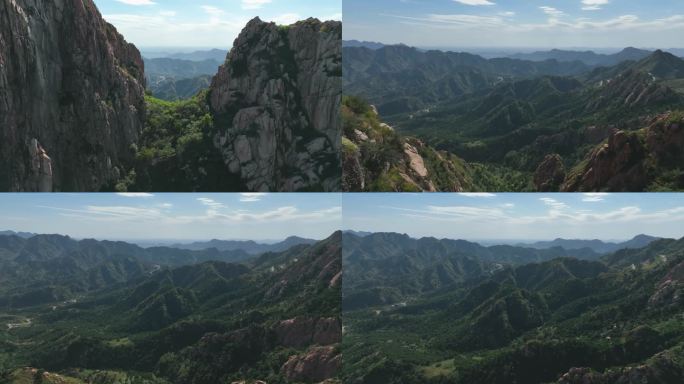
93;0;341;47
343;193;684;242
344;0;684;49
0;193;341;242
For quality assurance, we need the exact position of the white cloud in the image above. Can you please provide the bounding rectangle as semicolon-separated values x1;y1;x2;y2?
240;193;267;202
539;197;569;210
453;0;495;5
583;193;610;202
499;11;516;17
117;193;154;198
540;6;564;17
458;193;497;198
201;5;224;16
582;0;609;11
116;0;156;5
159;11;176;17
242;0;272;10
197;197;226;209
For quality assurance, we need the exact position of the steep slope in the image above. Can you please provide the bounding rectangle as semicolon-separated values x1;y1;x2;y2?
210;17;342;191
341;96;523;191
0;0;146;192
562;111;684;191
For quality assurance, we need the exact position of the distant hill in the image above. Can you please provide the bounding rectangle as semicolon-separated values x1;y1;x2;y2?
509;47;652;67
342;231;600;309
0;230;35;238
166;48;228;62
521;234;661;253
141;48;229;62
343;40;385;50
169;235;317;254
143;57;221;100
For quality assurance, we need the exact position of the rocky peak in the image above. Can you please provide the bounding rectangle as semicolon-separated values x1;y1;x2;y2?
533;153;566;192
209;17;341;191
0;0;146;191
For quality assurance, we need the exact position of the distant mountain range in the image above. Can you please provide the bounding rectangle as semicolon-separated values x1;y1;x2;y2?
169;235;317;254
0;230;36;238
141;48;229;62
342;40;385;50
143;57;223;100
519;234;661;254
509;47;653;67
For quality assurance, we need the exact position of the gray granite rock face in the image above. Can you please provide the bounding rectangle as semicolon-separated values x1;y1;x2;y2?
210;17;341;192
0;0;146;191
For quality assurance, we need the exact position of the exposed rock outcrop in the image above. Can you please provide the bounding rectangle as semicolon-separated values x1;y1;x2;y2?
274;317;342;348
342;97;477;192
557;351;684;384
0;0;146;191
281;346;340;383
209;17;341;191
563;113;684;191
534;153;566;192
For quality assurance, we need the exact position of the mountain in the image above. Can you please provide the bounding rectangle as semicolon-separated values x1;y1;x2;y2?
0;232;341;383
0;234;253;309
170;236;317;254
522;234;661;253
343;44;591;117
346;45;684;191
0;231;35;239
0;0;146;192
209;17;342;191
144;58;221;80
143;58;221;100
124;17;343;192
342;232;600;310
631;50;684;79
342;96;505;191
342;235;684;384
509;47;652;67
343;40;385;50
562;111;684;191
1;1;343;192
166;49;228;62
148;75;213;101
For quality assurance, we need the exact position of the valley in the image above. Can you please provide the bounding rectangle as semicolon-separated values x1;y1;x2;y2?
341;231;684;383
0;231;342;384
343;44;684;192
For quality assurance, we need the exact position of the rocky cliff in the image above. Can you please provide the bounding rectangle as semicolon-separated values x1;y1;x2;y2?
561;112;684;191
209;17;341;191
342;96;498;192
0;0;146;191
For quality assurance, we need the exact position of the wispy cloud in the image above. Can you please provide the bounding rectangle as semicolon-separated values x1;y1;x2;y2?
242;0;272;10
240;193;267;202
116;193;154;198
458;193;497;198
582;0;610;11
116;0;156;5
583;193;610;202
453;0;495;6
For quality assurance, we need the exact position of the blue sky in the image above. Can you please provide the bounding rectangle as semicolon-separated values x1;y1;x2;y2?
94;0;341;47
0;193;341;242
343;193;684;242
344;0;684;49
